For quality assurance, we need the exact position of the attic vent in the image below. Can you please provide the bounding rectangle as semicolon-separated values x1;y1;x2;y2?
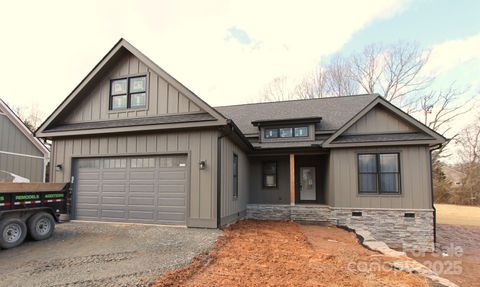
404;212;415;218
352;211;362;217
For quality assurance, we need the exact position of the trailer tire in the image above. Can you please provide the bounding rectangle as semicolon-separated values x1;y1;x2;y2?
27;212;55;241
0;218;27;249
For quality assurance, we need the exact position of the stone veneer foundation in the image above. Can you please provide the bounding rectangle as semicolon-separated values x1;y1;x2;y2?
246;204;434;252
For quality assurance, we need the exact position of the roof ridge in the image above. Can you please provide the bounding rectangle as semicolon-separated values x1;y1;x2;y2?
214;93;379;108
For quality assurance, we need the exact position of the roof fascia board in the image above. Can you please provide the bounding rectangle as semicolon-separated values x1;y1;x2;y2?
323;96;446;148
326;139;443;148
37;120;226;138
0;99;50;157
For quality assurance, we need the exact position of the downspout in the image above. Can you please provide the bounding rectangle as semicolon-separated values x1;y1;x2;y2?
429;143;443;245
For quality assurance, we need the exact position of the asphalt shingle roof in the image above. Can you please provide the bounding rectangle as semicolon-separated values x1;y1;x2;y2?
215;94;377;135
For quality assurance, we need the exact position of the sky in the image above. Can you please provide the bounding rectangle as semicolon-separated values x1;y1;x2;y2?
0;0;479;145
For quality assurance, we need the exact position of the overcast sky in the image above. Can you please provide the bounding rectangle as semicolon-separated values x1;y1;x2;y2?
0;0;479;128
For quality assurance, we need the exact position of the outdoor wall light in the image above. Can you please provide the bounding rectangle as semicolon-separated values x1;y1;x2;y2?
199;160;206;170
55;164;63;172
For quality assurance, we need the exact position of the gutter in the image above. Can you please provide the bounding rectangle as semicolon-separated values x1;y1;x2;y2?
216;130;227;228
429;143;443;245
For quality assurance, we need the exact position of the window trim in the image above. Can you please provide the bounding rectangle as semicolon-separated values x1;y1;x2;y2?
262;161;278;189
357;153;401;195
233;153;239;198
109;74;147;111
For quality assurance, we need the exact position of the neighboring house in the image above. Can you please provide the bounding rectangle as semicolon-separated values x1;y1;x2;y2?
442;165;466;187
36;39;446;251
0;98;50;182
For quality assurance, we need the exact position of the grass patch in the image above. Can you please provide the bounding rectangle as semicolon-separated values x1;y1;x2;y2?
435;204;480;226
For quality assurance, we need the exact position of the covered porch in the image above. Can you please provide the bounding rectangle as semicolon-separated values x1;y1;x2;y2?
247;151;332;223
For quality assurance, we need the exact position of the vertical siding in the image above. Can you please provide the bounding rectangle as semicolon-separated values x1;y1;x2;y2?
328;145;432;209
63;51;203;124
51;130;219;226
0;153;43;182
0;114;43;157
344;106;417;134
249;156;290;204
220;137;249;222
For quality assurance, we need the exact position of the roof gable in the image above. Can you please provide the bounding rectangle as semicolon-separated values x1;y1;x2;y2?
0;98;50;157
36;39;226;137
323;96;447;147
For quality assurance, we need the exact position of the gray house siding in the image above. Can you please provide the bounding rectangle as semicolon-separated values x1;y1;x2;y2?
249;156;291;205
219;137;249;226
0;113;45;182
63;51;203;124
328;145;432;209
51;129;219;228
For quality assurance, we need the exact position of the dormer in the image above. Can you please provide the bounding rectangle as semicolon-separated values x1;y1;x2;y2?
252;117;322;143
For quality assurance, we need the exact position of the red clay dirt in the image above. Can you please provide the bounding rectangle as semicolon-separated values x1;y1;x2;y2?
154;220;430;287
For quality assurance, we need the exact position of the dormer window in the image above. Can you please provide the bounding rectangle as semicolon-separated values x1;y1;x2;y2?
110;76;146;110
264;126;309;139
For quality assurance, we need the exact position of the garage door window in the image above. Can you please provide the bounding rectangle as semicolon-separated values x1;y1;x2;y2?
78;159;100;169
160;156;187;168
103;158;126;169
131;157;155;168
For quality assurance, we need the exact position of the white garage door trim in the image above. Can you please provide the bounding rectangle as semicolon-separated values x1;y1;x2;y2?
72;154;189;226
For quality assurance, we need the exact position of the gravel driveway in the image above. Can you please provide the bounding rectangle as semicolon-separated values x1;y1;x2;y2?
0;221;221;287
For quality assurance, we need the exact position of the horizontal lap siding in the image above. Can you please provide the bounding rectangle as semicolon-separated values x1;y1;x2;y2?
51;130;218;225
330;146;431;209
64;52;202;124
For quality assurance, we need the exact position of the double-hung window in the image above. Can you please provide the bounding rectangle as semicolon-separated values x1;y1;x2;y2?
110;76;146;110
358;153;401;194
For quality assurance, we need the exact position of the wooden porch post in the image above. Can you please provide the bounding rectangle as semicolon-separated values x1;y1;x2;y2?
289;153;295;206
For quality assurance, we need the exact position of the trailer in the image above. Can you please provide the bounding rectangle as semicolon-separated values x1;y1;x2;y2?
0;183;69;249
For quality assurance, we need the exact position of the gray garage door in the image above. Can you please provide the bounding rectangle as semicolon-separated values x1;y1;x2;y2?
74;155;187;225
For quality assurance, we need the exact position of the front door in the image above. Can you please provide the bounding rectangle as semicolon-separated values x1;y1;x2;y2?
300;167;316;201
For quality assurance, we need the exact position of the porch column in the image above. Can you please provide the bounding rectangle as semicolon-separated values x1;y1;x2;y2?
289;153;295;206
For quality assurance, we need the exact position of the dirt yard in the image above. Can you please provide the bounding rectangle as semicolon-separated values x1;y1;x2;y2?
154;220;430;287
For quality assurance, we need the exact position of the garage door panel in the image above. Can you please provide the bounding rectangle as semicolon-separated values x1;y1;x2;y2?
75;155;187;225
101;196;126;205
129;211;154;220
128;196;155;205
129;184;155;193
157;171;185;180
130;171;155;180
157;198;185;207
101;209;127;219
77;194;99;203
76;209;99;217
102;171;128;180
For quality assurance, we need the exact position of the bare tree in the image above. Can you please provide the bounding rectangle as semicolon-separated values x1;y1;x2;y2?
9;103;45;132
456;116;480;165
350;42;432;104
261;76;294;102
418;86;472;136
293;67;327;99
323;55;358;97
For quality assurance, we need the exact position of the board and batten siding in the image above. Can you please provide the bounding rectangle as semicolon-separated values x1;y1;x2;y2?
51;129;219;228
63;51;202;124
329;146;432;209
0;114;45;182
344;105;417;135
219;137;249;226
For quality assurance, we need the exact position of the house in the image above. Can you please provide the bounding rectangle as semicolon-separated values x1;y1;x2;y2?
0;98;50;182
36;39;446;252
